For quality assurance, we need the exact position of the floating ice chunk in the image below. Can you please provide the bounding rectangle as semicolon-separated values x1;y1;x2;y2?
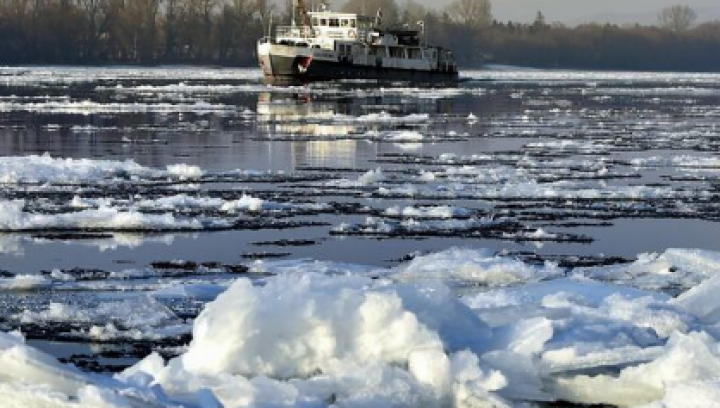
547;373;661;407
628;331;720;387
16;296;190;341
521;228;557;240
673;274;720;324
220;194;265;213
180;274;444;378
599;294;695;338
145;273;502;407
394;142;424;150
0;154;153;184
394;247;562;286
470;277;669;311
448;351;510;407
133;193;307;214
137;194;225;210
333;217;503;238
419;170;436;181
0;154;279;186
526;140;608;152
248;258;382;277
81;321;190;342
357;168;385;185
541;345;665;375
384;130;424;141
575;248;720;292
0;274;51;291
0;235;23;256
391;281;491;352
69;196;115;209
116;352;166;387
642;380;720;408
18;296;180;328
0;329;174;406
151;283;227;301
551;331;720;407
49;269;76;282
165;163;204;179
502;317;553;356
481;351;551;402
0;99;236;115
348;111;430;123
384;205;470;219
0;331;91;397
631;155;720;169
0;199;227;231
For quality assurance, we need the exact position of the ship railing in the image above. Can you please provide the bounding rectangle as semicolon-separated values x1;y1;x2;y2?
275;26;315;39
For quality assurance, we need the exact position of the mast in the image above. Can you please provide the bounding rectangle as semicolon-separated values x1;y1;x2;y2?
291;0;296;26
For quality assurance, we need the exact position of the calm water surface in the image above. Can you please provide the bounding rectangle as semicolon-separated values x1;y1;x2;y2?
1;67;719;272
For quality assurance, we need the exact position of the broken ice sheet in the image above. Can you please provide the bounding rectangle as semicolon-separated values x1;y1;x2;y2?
4;247;720;406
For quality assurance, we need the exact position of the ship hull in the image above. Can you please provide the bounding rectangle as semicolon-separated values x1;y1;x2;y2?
258;43;458;86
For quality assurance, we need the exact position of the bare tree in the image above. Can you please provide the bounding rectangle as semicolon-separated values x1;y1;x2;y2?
164;0;181;58
254;0;276;35
659;5;697;32
445;0;491;29
399;0;427;25
342;0;399;26
215;0;258;62
118;0;162;61
78;0;124;59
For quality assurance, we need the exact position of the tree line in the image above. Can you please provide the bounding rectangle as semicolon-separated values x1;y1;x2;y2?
1;0;719;71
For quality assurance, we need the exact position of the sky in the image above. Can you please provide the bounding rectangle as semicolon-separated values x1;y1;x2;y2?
330;0;720;25
486;0;720;24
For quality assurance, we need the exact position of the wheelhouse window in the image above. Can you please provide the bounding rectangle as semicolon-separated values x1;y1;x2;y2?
390;47;404;58
408;48;421;59
320;19;327;26
330;19;340;27
312;17;318;26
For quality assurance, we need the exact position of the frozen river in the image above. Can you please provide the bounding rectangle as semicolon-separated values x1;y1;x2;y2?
1;66;720;407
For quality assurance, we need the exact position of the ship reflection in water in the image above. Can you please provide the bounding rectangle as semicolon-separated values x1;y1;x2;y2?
256;92;360;168
255;91;456;169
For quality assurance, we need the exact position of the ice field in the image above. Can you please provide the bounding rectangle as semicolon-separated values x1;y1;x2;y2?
1;66;720;407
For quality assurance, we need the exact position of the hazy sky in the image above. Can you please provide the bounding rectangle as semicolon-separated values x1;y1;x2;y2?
330;0;720;24
486;0;720;23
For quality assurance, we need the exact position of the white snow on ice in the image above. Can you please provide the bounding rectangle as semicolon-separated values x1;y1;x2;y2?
3;247;720;406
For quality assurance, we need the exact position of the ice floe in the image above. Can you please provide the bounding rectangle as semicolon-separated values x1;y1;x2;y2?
17;296;191;342
384;205;471;219
4;247;720;406
0;199;227;231
0;154;201;184
394;247;562;286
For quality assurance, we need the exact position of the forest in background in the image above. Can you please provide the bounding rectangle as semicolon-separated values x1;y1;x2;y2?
1;0;719;71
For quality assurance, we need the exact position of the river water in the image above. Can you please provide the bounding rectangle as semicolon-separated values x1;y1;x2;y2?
1;66;720;373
